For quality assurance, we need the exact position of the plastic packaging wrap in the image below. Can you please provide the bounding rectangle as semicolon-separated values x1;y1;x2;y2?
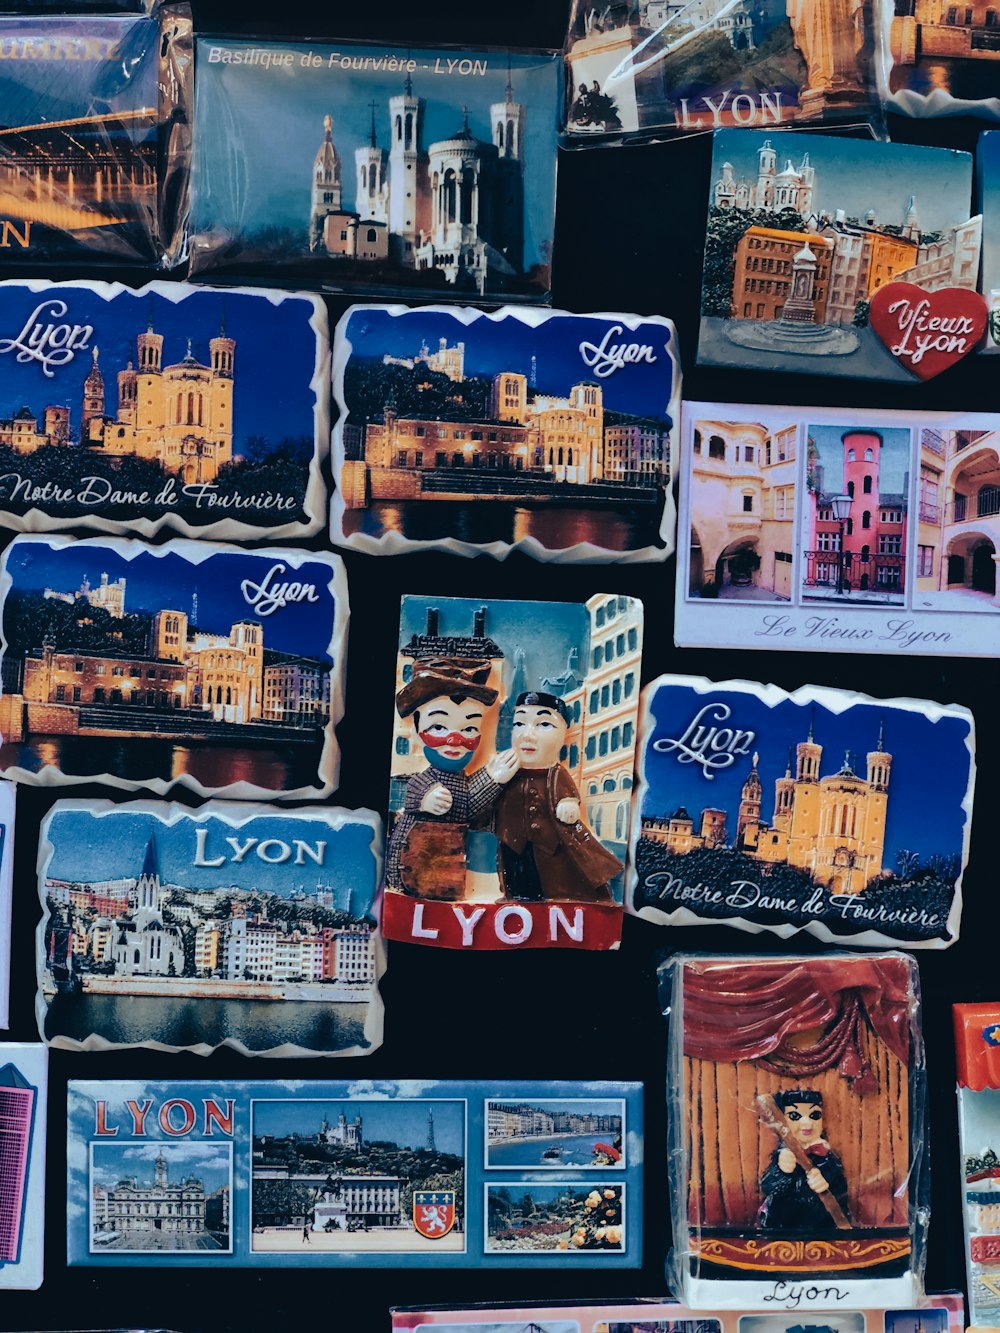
0;4;191;268
661;951;927;1310
562;0;887;143
188;37;560;302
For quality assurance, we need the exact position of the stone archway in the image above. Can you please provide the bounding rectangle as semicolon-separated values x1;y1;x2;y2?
715;537;761;591
972;539;997;594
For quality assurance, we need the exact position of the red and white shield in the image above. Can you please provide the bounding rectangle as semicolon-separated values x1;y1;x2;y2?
413;1190;456;1239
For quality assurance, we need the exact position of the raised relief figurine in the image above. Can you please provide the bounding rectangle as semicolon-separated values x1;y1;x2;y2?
664;952;925;1310
381;596;643;951
756;1089;851;1233
387;659;518;900
497;691;622;904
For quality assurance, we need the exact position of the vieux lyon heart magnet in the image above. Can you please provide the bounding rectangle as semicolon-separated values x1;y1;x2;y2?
869;283;988;381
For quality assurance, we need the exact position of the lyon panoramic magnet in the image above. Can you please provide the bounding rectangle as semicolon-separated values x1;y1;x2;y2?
332;304;679;562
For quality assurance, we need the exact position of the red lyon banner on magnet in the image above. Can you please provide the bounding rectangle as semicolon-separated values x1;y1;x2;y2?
869;284;988;381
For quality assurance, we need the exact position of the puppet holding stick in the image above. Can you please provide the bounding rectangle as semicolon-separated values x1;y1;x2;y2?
755;1090;851;1233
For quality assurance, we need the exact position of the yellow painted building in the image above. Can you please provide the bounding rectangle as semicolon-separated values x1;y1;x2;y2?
81;322;235;484
646;724;892;896
915;426;1000;604
689;417;797;599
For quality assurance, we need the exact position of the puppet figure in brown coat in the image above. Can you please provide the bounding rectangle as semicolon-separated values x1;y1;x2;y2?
494;691;623;904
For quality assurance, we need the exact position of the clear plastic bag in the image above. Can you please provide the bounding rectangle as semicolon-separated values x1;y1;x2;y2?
660;951;928;1310
0;3;191;268
187;37;560;303
562;0;888;144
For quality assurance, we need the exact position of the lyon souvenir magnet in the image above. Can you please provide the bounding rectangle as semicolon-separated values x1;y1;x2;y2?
887;8;1000;121
332;304;679;562
381;595;643;951
0;783;14;1029
955;1003;1000;1328
0;7;190;268
979;133;1000;354
0;534;348;799
0;280;329;539
0;1043;47;1291
697;131;983;383
189;39;560;304
67;1079;643;1267
664;952;925;1311
676;401;1000;659
37;800;384;1056
632;675;975;947
563;0;883;141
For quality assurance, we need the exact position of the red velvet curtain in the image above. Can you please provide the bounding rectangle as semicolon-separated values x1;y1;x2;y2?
681;956;913;1089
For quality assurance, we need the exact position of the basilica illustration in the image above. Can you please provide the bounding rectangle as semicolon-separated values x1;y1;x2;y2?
643;720;893;895
112;841;185;980
308;74;527;294
0;318;236;485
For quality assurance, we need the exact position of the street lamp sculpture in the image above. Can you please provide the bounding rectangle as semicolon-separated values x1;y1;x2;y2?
830;493;853;596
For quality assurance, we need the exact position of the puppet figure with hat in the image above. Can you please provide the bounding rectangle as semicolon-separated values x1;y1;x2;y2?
386;657;519;898
494;690;623;905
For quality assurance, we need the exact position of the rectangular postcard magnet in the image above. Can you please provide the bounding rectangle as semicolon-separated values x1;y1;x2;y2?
676;401;1000;658
189;39;560;304
887;7;1000;121
697;131;984;384
37;800;384;1057
563;0;884;141
955;1002;1000;1328
663;952;925;1311
0;280;329;539
0;534;348;799
332;304;678;562
67;1079;643;1267
630;674;975;948
0;1043;47;1291
391;1296;967;1332
0;7;191;268
381;594;643;951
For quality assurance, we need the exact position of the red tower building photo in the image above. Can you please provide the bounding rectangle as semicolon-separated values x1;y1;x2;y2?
803;425;910;604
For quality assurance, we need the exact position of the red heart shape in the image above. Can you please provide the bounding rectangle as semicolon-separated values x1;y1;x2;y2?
868;282;987;381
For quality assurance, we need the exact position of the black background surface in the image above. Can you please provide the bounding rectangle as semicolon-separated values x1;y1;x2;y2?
2;1;998;1329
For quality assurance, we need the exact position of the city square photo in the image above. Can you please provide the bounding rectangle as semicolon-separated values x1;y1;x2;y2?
89;1141;233;1255
0;536;346;798
485;1097;625;1169
250;1097;465;1254
698;131;981;383
37;801;383;1056
332;305;678;561
190;40;559;302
